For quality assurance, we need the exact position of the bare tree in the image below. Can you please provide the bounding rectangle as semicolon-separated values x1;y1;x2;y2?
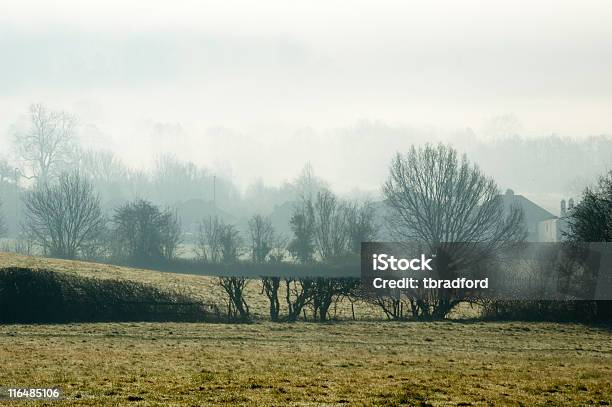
23;172;104;259
248;214;275;263
313;189;350;261
263;236;289;322
248;214;290;321
153;154;209;204
283;278;315;322
78;149;127;185
14;104;77;185
160;209;182;260
292;162;329;201
195;216;223;262
218;276;250;321
204;219;251;321
383;144;525;319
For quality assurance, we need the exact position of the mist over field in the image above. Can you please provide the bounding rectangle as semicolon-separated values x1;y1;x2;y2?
0;2;611;406
1;0;612;212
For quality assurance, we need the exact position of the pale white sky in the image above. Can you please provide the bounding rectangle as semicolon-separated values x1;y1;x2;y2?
1;0;611;193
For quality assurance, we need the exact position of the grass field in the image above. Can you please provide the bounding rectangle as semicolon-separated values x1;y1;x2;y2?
1;252;611;406
1;321;611;406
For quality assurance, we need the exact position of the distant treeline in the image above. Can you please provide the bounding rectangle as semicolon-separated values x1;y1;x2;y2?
2;105;612;238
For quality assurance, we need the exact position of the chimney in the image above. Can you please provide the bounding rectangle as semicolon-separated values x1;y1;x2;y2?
560;199;566;217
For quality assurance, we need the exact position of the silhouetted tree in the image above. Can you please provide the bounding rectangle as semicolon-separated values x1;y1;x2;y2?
219;223;242;264
565;172;612;242
383;144;525;319
345;200;377;254
564;171;612;321
218;276;250;321
112;199;181;263
288;199;316;263
23;172;104;259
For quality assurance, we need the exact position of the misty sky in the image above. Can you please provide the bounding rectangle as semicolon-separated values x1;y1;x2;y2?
1;0;611;195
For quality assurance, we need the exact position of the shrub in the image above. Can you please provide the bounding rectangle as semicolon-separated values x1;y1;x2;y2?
0;267;219;323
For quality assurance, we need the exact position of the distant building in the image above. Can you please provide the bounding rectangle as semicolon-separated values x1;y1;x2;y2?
501;189;558;242
536;198;574;242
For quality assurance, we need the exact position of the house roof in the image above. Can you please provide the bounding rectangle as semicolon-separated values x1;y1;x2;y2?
501;191;557;224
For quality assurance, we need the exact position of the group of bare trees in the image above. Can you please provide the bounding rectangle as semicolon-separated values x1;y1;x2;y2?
189;190;376;322
288;190;376;264
20;172;182;263
244;190;376;322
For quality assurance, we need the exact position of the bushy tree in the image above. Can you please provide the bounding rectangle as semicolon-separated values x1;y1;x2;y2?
112;199;181;263
564;171;612;321
345;200;377;254
565;172;612;242
219;223;242;264
288;199;316;263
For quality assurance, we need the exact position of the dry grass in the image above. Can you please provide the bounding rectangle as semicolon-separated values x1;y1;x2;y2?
0;252;610;406
0;321;610;406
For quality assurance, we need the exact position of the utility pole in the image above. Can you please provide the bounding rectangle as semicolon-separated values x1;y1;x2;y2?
13;168;19;236
213;175;216;207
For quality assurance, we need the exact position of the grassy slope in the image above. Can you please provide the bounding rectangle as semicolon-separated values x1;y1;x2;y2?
0;252;385;320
